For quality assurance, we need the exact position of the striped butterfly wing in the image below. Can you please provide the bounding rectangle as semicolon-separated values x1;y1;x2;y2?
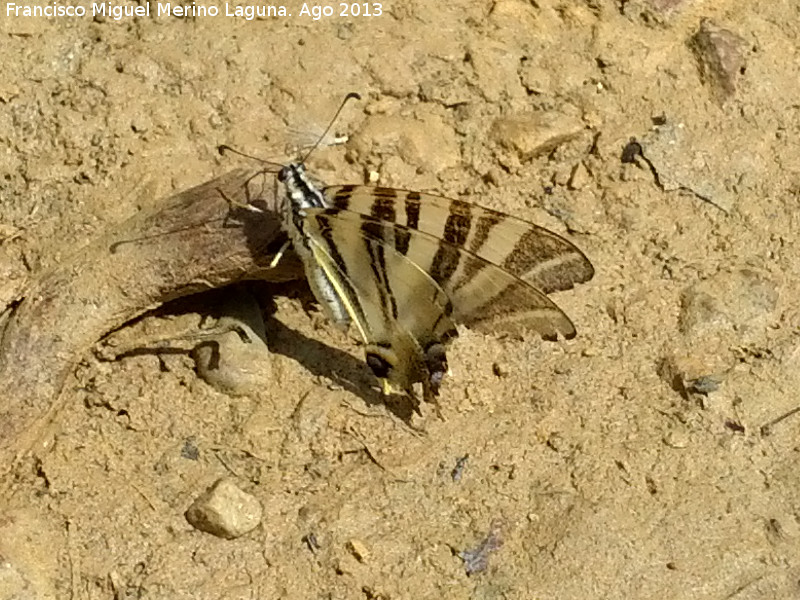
300;207;459;402
323;186;595;296
307;207;577;342
321;186;593;339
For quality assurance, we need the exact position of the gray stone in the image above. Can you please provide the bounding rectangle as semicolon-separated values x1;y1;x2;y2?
640;121;764;213
658;352;728;399
622;0;692;24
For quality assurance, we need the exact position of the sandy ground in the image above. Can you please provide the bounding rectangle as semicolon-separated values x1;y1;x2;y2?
1;0;800;598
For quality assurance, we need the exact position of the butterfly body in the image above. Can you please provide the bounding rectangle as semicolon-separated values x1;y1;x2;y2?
278;164;354;330
277;162;594;408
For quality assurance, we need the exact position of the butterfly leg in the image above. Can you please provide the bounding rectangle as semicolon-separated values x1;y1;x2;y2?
269;240;292;268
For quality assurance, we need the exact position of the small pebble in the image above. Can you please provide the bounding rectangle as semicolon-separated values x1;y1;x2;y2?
679;269;778;336
346;539;370;563
690;19;748;102
658;353;726;399
451;454;469;482
688;375;722;394
490;109;584;160
192;293;273;396
181;438;199;461
663;430;690;449
639;122;734;212
622;0;690;22
468;40;526;103
185;478;262;539
568;162;590;190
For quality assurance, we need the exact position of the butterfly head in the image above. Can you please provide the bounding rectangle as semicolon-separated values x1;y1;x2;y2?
277;163;302;183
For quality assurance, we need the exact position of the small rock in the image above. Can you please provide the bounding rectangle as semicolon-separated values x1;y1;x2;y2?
336;23;353;40
488;0;537;28
459;522;503;575
658;353;727;399
367;49;418;98
622;0;690;23
467;40;525;103
185;479;262;539
346;539;370;562
130;113;152;134
418;76;471;107
519;62;553;96
0;84;20;103
679;269;778;337
568;162;591;190
640;122;736;212
491;110;584;160
663;430;690;449
192;293;273;396
689;375;722;394
451;454;469;482
181;438;200;461
349;113;460;174
690;19;748;103
193;320;272;396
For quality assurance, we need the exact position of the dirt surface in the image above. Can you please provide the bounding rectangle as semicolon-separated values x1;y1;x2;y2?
2;1;800;599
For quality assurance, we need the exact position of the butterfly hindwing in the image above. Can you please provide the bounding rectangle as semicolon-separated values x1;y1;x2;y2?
299;206;458;401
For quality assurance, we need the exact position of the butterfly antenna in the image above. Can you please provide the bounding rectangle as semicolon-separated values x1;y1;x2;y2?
218;145;284;170
299;91;361;165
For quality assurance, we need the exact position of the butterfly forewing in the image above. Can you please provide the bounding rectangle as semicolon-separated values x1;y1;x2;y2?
311;205;578;341
324;186;594;294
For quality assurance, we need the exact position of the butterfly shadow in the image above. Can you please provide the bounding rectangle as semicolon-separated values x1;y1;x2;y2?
263;314;421;423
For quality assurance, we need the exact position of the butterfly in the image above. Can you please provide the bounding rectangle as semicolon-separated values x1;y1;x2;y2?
270;160;594;410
